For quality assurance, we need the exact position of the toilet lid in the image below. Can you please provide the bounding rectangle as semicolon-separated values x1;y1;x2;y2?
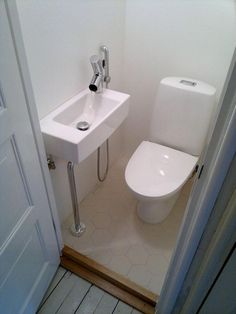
125;141;198;198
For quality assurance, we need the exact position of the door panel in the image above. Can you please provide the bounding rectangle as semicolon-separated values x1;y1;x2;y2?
0;1;60;313
0;212;47;313
0;137;32;247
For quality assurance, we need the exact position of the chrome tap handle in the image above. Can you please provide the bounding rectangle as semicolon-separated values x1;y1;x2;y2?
100;45;111;87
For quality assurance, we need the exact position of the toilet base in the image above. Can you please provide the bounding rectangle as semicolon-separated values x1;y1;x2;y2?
137;191;181;224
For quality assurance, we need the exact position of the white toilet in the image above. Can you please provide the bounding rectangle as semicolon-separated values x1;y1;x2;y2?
125;77;216;223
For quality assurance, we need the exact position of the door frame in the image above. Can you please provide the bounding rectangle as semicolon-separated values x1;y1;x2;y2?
157;49;236;313
179;157;236;313
4;0;63;251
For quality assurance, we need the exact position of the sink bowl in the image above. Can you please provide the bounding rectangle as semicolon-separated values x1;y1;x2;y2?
40;88;130;163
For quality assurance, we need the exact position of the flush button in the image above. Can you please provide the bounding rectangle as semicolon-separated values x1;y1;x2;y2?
180;80;197;87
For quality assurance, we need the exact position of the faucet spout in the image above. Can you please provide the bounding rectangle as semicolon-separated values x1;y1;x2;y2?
89;55;103;93
89;73;102;92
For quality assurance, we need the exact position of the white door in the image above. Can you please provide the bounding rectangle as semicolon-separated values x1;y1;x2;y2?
0;2;60;314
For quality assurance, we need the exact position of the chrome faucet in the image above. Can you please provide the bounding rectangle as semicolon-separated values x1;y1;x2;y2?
89;55;103;93
89;45;111;93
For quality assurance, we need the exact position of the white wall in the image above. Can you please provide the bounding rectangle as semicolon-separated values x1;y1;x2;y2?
17;0;126;119
123;0;236;152
16;0;126;223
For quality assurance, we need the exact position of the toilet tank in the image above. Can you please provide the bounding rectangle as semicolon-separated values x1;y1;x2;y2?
149;77;216;156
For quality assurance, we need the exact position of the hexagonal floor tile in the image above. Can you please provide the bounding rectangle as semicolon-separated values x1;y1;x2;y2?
91;212;111;229
128;265;152;287
63;231;94;256
91;229;113;248
147;272;166;294
88;248;113;266
110;240;130;256
126;244;148;265
146;252;169;275
109;255;132;276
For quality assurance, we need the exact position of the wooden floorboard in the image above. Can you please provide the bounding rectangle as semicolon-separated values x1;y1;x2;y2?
39;267;146;314
113;300;134;313
75;285;105;314
39;266;66;307
57;275;91;314
132;310;144;314
92;289;118;314
62;245;157;306
61;255;155;314
38;272;86;314
39;243;158;314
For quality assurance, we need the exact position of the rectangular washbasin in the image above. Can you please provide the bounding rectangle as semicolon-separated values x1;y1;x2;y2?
40;88;130;163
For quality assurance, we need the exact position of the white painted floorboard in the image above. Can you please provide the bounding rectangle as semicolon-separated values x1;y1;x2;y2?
93;291;118;314
113;301;133;313
41;267;67;304
57;276;91;314
37;267;143;314
75;286;104;314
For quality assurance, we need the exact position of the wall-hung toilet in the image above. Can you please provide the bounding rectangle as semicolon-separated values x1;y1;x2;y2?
125;77;216;224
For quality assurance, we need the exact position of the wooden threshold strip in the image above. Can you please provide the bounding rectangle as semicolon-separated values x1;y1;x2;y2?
61;245;158;314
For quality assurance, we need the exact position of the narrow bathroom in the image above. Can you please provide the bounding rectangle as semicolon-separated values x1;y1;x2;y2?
16;0;236;303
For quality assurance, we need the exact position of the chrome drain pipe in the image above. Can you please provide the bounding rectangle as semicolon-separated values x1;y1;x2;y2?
97;139;109;182
67;161;86;237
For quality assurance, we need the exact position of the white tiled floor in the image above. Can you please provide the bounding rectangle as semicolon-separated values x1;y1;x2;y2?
62;155;193;295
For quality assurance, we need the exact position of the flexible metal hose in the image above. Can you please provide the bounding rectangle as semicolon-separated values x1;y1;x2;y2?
97;46;110;182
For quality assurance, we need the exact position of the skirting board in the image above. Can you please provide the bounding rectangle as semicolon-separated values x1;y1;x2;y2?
61;245;158;314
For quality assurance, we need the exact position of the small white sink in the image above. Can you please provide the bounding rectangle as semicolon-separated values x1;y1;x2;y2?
40;88;130;163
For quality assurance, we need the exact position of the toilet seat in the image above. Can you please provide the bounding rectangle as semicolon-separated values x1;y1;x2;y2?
125;141;198;200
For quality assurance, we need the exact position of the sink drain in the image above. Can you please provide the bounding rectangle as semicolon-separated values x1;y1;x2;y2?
76;121;90;131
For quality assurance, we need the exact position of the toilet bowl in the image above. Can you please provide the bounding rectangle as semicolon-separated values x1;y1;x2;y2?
125;77;216;223
125;141;198;223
